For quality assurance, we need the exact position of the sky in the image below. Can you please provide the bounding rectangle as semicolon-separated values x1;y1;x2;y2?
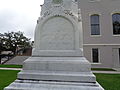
0;0;44;41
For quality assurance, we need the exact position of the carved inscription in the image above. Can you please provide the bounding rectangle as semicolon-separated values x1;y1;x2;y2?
40;16;75;50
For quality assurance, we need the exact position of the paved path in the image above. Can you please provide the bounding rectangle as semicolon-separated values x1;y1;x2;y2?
0;68;22;70
5;56;29;65
0;68;120;74
92;71;120;74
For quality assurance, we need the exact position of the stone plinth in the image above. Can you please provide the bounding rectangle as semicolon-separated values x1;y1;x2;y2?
5;57;104;90
18;57;95;82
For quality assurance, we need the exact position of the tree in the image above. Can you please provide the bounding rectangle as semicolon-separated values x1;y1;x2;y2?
0;33;6;64
0;33;5;53
0;31;31;55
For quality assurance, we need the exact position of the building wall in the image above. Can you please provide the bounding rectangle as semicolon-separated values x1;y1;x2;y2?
84;45;120;68
78;0;120;68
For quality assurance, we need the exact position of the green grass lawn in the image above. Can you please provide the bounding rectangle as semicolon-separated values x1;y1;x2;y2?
95;73;120;90
0;70;120;90
0;70;20;90
0;65;22;68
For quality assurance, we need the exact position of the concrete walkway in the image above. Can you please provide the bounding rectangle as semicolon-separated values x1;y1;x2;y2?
92;71;120;74
0;68;22;70
0;68;120;74
5;56;29;65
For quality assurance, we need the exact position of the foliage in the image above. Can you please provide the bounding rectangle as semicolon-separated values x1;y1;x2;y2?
0;33;5;53
0;31;31;55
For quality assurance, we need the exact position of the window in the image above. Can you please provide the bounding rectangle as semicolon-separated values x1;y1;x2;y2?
92;48;99;63
90;14;100;35
112;13;120;35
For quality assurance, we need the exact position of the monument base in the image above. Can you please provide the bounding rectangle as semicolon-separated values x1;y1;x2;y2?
5;80;103;90
4;57;104;90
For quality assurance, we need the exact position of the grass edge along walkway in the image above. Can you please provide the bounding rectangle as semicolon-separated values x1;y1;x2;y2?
0;65;22;68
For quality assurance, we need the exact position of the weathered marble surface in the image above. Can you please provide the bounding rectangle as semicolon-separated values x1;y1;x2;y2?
40;16;75;50
5;80;104;90
32;0;83;57
18;57;95;83
5;57;104;90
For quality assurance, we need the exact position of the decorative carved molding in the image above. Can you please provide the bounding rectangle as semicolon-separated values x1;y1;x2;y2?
52;0;63;4
89;0;101;2
38;1;79;22
64;10;73;16
43;11;51;17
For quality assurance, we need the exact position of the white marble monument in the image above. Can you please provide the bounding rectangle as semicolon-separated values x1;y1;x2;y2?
5;0;104;90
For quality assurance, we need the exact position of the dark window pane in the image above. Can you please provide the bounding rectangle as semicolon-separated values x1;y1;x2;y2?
112;13;120;35
91;24;100;35
92;48;99;63
91;15;100;35
113;14;120;22
91;15;99;24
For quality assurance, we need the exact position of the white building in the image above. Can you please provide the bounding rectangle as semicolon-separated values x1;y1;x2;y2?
77;0;120;69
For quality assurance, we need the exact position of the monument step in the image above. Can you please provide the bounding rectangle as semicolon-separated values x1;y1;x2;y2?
5;80;104;90
23;57;91;72
18;70;96;83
